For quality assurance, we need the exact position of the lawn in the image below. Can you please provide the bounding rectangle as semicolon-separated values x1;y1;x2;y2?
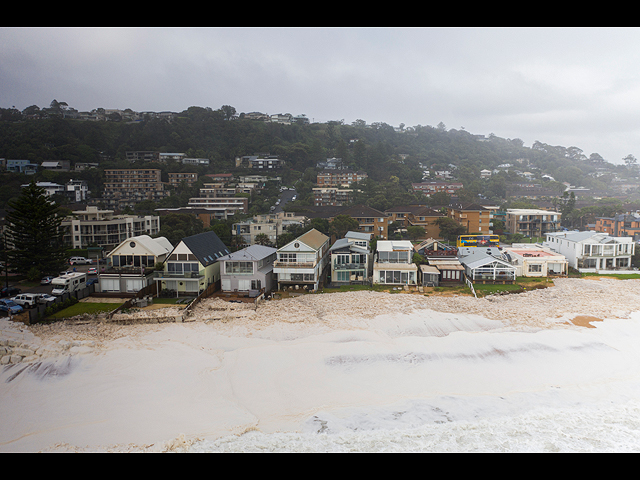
48;302;119;319
580;272;640;280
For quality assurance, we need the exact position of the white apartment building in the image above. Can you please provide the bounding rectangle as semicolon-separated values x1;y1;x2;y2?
233;211;308;245
61;206;160;250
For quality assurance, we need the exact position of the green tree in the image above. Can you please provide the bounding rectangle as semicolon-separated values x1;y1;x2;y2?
434;216;467;242
329;215;360;239
407;225;426;241
5;180;67;276
254;233;272;246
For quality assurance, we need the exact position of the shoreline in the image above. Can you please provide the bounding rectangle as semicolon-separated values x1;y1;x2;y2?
7;277;638;351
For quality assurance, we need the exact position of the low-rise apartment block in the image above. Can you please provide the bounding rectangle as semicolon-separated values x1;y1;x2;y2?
61;206;160;250
316;169;368;187
313;187;353;207
168;172;198;187
446;203;492;235
412;181;464;197
595;213;640;240
505;209;562;237
103;168;169;209
232;211;308;246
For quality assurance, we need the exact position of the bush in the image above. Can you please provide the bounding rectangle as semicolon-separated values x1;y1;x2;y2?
27;266;41;282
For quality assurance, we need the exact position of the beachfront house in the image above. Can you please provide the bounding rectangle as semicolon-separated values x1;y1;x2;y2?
98;235;173;294
218;244;277;296
273;228;330;291
329;231;372;285
458;248;516;284
544;231;635;273
503;244;568;277
154;231;230;296
373;240;418;286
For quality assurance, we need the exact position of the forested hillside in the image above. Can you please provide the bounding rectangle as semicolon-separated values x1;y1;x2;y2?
0;104;635;213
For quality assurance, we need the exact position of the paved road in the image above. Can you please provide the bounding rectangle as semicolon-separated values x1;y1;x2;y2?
273;188;297;213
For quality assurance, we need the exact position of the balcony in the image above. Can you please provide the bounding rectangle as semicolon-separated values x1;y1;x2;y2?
154;271;204;280
273;261;316;269
333;263;366;271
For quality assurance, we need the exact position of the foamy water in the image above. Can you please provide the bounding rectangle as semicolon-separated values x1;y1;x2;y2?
2;297;640;452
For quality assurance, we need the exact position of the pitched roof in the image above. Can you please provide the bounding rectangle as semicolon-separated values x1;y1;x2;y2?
179;231;230;266
297;228;329;250
217;244;276;262
458;250;514;269
110;235;173;257
449;203;488;211
339;204;386;217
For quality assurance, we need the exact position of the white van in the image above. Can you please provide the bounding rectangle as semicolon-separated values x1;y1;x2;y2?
51;272;87;296
11;293;40;308
69;257;92;265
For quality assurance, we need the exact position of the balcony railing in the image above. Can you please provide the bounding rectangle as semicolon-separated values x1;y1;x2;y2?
333;263;366;271
154;271;204;279
273;261;316;268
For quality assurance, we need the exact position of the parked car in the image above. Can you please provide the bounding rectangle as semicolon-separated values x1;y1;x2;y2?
0;286;21;298
11;293;40;308
0;299;24;315
37;294;57;304
86;278;99;286
69;257;92;265
87;267;97;275
41;276;55;285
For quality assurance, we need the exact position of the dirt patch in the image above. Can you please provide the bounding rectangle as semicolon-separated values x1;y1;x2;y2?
568;315;603;328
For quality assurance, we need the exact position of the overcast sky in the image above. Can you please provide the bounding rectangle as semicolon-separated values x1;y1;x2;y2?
2;27;640;164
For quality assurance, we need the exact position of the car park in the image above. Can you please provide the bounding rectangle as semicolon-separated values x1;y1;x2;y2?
41;276;55;285
11;293;40;308
0;286;21;298
0;299;24;315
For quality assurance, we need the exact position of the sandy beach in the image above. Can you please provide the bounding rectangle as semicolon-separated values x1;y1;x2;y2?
2;277;640;452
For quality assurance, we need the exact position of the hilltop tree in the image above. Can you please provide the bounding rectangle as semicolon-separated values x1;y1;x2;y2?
5;180;68;277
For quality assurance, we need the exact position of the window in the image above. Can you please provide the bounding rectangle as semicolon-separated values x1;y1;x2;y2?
337;271;349;282
528;264;542;273
225;261;253;274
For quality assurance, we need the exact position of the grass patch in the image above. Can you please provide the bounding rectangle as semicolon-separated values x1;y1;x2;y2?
580;273;640;280
473;283;523;297
151;297;183;304
49;302;119;319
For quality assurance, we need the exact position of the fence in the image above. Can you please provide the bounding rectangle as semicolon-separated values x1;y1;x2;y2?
183;280;220;316
28;283;96;324
106;282;159;319
464;273;477;298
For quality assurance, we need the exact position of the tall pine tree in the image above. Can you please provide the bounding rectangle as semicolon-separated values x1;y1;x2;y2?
6;180;67;278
